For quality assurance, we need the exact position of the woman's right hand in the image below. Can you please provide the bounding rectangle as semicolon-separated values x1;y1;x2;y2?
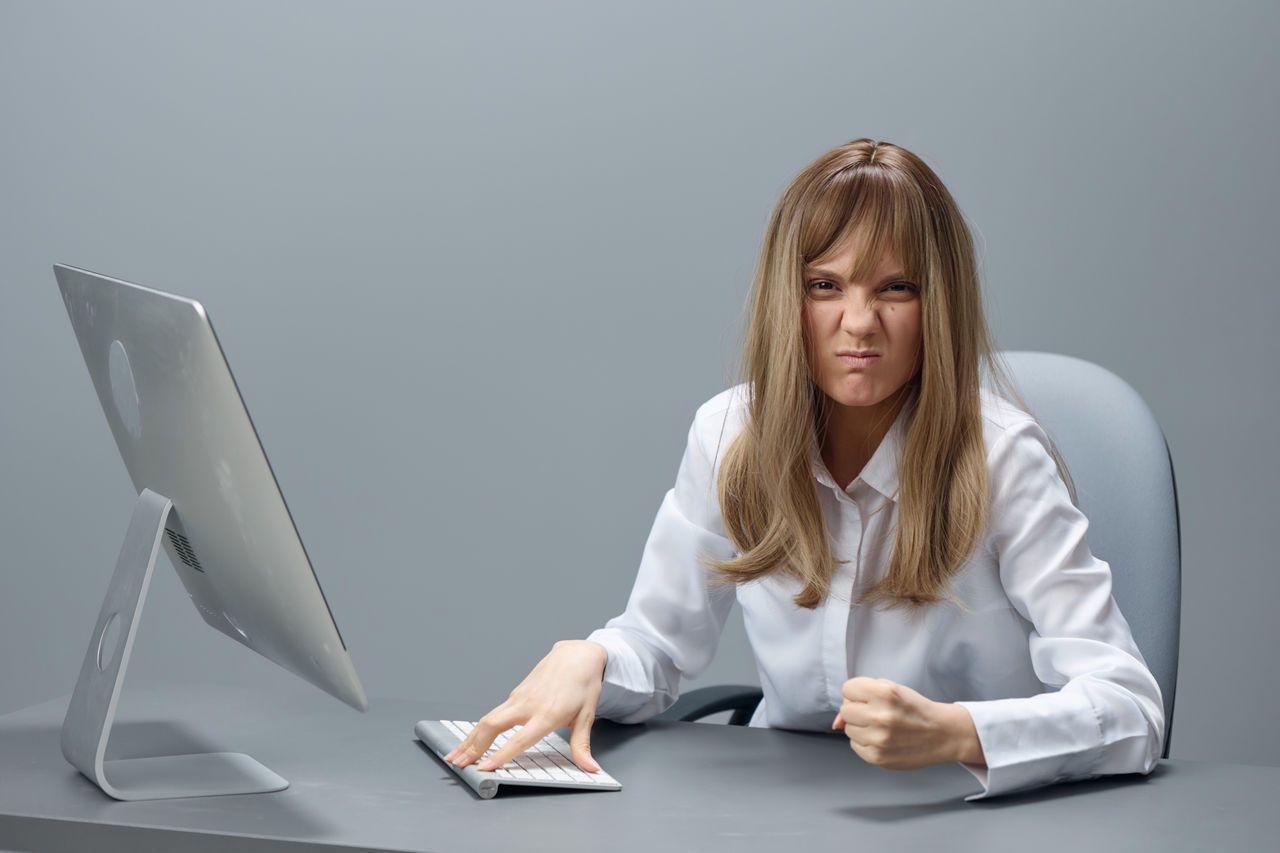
443;639;609;773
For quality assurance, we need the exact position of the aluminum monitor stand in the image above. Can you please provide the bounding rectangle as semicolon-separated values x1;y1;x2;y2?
60;488;288;800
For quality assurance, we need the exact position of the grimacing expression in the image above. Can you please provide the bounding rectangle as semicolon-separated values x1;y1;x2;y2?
801;239;923;417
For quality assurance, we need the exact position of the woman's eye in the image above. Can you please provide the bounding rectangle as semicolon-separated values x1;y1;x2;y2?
882;281;918;297
807;280;836;292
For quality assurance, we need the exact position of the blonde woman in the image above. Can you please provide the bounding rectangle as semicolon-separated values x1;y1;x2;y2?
447;139;1164;798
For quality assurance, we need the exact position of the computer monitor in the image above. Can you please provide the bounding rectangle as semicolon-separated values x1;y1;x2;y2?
53;264;368;801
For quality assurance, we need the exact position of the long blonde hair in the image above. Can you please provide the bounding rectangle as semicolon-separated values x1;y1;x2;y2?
711;139;998;608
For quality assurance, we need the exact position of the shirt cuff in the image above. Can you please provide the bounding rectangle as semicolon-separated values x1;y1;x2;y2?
955;694;1106;799
586;628;670;723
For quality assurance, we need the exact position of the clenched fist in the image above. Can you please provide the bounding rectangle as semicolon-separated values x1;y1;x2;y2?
833;677;985;770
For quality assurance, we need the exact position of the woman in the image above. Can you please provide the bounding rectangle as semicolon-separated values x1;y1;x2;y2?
446;139;1164;798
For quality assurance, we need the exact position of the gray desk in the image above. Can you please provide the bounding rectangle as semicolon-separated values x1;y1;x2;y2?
1;682;1277;853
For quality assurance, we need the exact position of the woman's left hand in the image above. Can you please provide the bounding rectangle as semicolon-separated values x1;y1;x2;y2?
833;677;986;770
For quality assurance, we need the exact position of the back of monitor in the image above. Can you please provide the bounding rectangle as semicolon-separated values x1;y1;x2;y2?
54;264;367;799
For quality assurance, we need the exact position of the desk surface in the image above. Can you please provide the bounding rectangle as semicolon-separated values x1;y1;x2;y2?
1;683;1277;853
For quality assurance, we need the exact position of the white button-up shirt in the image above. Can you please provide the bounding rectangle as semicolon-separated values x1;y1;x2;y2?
588;385;1164;798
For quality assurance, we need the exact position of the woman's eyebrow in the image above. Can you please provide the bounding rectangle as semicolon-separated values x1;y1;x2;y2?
804;266;911;284
803;266;843;280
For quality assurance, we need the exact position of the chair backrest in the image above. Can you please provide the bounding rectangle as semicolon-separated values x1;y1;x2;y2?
1000;351;1180;753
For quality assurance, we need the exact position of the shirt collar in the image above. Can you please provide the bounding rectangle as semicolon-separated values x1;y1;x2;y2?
810;398;912;500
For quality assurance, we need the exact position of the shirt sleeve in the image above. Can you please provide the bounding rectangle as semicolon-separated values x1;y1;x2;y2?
586;401;740;724
955;418;1165;799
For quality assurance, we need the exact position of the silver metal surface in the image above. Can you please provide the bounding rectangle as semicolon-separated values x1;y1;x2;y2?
54;264;367;743
60;488;288;799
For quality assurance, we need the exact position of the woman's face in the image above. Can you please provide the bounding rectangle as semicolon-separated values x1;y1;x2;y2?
802;238;923;418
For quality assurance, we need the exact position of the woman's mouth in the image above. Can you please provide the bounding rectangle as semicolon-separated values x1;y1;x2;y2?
837;351;880;368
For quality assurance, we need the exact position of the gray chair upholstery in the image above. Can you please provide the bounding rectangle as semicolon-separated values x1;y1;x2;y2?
1000;350;1180;755
660;352;1181;758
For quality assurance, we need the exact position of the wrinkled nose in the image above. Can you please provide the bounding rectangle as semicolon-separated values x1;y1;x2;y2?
840;295;879;339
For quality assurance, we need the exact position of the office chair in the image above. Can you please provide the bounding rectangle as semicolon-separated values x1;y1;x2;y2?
657;351;1181;759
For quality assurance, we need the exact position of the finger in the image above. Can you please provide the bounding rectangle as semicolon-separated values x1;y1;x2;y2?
444;724;483;763
568;705;599;772
841;676;883;702
450;710;519;767
847;737;891;768
477;722;554;771
837;700;882;730
446;730;490;768
835;700;881;738
839;691;901;732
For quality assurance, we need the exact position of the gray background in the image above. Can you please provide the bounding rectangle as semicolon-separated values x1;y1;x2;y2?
2;0;1276;768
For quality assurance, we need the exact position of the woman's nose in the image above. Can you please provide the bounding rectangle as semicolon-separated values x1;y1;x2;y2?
840;295;879;336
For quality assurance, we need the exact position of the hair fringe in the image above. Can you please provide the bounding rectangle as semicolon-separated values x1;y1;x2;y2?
707;139;1058;610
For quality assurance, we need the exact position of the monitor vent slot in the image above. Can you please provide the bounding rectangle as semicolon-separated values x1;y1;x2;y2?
165;528;205;572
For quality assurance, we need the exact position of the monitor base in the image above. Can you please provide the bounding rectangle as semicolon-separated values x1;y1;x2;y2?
97;752;287;800
60;488;289;800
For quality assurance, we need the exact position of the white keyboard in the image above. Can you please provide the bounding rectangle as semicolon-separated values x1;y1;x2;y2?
414;719;622;800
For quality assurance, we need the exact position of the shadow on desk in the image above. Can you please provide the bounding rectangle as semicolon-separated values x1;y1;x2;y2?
0;717;351;841
585;719;650;757
0;716;230;761
837;767;1162;823
0;814;378;853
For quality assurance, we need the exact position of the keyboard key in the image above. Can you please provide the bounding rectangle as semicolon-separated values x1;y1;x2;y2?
414;719;622;799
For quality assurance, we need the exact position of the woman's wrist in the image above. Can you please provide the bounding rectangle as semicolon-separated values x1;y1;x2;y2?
942;703;986;766
552;639;608;675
